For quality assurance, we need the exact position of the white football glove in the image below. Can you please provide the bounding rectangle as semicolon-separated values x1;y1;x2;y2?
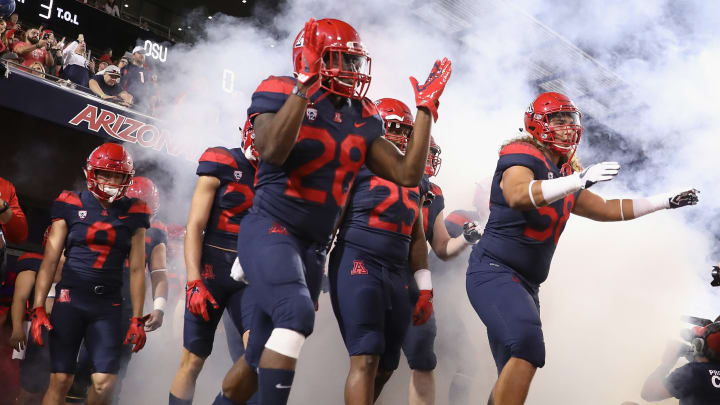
575;161;620;189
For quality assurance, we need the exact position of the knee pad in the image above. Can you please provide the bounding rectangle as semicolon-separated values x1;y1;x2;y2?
265;328;306;359
273;294;315;336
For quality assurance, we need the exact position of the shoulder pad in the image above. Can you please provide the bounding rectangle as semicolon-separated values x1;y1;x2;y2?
429;182;443;196
150;220;168;233
361;97;381;119
199;147;239;169
128;198;151;215
255;75;296;95
56;190;82;207
499;142;550;170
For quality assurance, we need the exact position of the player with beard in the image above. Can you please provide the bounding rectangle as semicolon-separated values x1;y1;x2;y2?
212;17;451;405
168;124;257;405
400;137;482;405
30;143;150;405
9;227;64;405
467;92;699;405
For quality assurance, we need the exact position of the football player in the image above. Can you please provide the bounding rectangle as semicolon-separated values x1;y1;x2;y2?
327;98;432;405
69;176;170;404
30;143;151;405
9;227;64;405
215;17;451;405
401;137;482;405
168;128;257;405
466;92;699;405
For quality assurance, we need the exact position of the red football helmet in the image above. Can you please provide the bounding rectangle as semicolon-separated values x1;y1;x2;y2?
425;136;442;176
375;98;414;151
126;176;159;216
84;143;135;203
293;18;371;100
524;92;583;156
241;118;259;166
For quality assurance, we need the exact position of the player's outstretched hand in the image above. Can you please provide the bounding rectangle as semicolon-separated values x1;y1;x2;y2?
463;221;482;244
668;189;699;209
413;290;434;325
575;161;620;189
296;18;322;88
410;57;452;122
144;309;164;332
124;315;149;352
30;307;52;346
186;279;219;322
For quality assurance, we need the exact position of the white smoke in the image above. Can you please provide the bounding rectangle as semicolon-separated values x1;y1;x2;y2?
119;1;720;404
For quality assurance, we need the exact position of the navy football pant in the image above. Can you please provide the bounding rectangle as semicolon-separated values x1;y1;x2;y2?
329;242;411;371
401;274;437;371
49;283;123;374
237;213;325;369
222;311;245;363
183;245;253;358
466;255;544;373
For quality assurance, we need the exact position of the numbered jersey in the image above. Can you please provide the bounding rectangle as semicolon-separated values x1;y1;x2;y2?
470;142;579;285
51;191;150;287
197;147;256;250
422;181;445;243
337;166;421;265
247;75;383;243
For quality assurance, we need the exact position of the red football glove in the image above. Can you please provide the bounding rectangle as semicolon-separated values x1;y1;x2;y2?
296;18;322;92
409;57;453;122
123;314;150;353
412;290;434;326
30;307;53;346
186;279;219;322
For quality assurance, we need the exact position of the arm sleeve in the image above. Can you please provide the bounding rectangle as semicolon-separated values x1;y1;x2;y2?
196;147;238;182
246;75;295;121
2;182;27;244
664;364;696;399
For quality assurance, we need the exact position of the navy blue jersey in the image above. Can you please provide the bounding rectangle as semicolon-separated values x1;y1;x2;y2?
197;147;256;250
91;74;123;97
665;361;720;404
337;166;421;265
122;220;168;302
470;142;580;285
247;76;383;243
51;191;150;287
422;182;445;243
121;63;149;97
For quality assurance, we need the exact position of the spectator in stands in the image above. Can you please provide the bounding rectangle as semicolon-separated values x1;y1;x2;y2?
62;35;90;86
0;176;28;245
104;0;120;17
0;19;7;53
99;47;112;64
89;64;133;106
97;59;108;73
6;13;17;30
117;56;128;70
121;46;148;107
5;24;22;52
13;28;54;69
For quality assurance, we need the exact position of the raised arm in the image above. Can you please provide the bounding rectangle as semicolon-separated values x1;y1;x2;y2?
573;189;698;221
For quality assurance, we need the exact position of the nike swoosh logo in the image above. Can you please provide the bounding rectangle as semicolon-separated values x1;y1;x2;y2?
275;383;292;389
354;122;366;128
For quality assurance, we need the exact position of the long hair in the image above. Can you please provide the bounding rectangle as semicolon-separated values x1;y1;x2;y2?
499;133;583;173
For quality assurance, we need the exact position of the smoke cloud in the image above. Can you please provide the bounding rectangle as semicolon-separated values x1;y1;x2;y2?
119;1;720;404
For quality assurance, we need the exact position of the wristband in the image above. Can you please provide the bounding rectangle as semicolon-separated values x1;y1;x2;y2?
413;269;432;291
528;180;539;208
150;268;167;274
292;85;308;100
153;297;166;312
